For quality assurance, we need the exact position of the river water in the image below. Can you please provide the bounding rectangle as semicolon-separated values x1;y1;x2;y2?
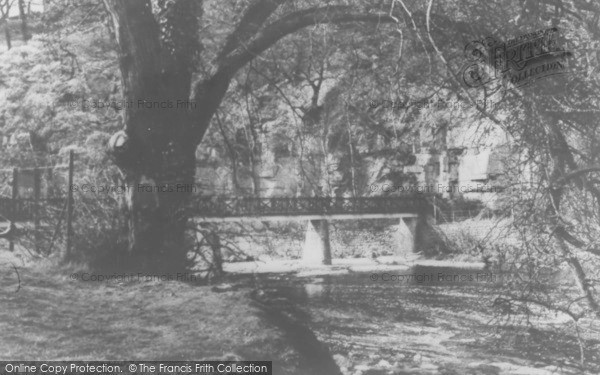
231;265;598;374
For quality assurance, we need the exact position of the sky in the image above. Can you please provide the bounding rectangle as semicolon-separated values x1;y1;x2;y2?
7;0;44;17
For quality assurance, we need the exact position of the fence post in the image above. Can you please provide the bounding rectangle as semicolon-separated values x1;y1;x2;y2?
65;150;74;259
433;195;437;225
9;168;18;252
33;167;40;253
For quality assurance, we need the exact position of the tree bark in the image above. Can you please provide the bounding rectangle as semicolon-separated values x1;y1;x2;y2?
4;22;11;50
122;134;197;272
104;0;199;272
0;222;14;238
17;0;29;42
545;120;600;318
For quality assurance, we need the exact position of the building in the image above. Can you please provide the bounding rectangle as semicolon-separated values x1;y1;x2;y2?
403;121;510;207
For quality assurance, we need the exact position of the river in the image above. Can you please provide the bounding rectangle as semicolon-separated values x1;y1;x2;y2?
229;264;599;374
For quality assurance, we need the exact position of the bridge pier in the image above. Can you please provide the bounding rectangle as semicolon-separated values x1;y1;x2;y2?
302;220;332;265
396;216;419;254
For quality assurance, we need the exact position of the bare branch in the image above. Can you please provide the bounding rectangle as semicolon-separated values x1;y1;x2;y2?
191;6;399;143
221;6;396;75
554;166;600;186
217;0;286;62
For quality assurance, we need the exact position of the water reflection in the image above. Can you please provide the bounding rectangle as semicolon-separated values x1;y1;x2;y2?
304;282;325;298
246;265;559;310
251;265;507;306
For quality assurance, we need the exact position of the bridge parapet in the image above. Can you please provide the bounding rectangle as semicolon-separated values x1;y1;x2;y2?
193;196;429;219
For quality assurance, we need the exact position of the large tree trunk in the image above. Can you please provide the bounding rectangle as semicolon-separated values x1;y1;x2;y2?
123;135;197;272
112;107;199;272
104;0;201;272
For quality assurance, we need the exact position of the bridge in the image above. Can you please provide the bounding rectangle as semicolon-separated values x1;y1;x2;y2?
192;195;430;265
192;196;428;221
1;195;431;265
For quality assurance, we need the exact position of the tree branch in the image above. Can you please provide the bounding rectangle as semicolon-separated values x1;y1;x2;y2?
554;166;600;186
191;6;398;143
217;0;286;62
222;6;395;75
191;4;476;144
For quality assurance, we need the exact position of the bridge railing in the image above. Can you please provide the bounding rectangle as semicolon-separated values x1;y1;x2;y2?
192;196;429;218
0;197;67;222
2;195;429;221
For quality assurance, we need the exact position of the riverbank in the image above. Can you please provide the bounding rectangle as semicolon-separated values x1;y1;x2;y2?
2;249;599;375
0;252;339;375
224;255;486;276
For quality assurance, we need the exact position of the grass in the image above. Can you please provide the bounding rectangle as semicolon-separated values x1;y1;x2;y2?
0;251;337;375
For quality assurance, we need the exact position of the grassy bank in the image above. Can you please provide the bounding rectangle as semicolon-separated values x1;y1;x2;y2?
0;252;339;375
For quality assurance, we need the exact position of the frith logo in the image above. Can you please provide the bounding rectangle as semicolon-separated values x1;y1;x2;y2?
461;27;571;90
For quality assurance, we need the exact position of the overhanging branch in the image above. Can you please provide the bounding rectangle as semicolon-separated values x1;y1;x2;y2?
191;3;479;144
221;6;396;74
217;0;286;62
555;166;600;186
191;6;400;143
